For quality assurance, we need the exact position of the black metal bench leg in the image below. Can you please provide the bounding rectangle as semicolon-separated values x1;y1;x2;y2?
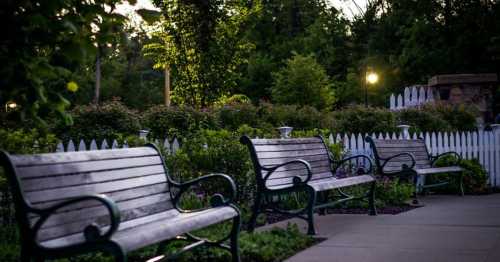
156;241;167;256
20;251;30;262
247;193;262;232
458;172;465;196
20;246;44;262
306;187;317;235
318;191;328;216
411;174;421;206
368;181;377;216
106;243;127;262
230;215;241;262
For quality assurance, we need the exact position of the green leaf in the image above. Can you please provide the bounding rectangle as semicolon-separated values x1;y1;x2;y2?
136;9;162;24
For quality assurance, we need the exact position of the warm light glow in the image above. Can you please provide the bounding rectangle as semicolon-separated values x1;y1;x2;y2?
366;72;379;85
5;101;17;111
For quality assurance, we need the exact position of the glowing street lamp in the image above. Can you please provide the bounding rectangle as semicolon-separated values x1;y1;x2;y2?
5;101;18;112
366;72;379;85
364;69;379;107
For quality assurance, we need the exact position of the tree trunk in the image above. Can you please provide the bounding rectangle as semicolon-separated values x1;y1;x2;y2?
94;49;101;105
164;66;171;107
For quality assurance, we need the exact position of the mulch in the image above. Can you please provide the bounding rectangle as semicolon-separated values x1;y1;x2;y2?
257;205;420;228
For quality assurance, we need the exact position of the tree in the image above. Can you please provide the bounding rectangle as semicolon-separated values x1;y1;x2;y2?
143;0;254;108
350;0;500;97
0;0;134;125
271;53;335;110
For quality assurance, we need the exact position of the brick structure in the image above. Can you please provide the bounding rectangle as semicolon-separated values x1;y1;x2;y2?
428;73;498;123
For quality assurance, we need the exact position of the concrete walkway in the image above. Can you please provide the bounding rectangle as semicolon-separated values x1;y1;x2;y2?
273;194;500;262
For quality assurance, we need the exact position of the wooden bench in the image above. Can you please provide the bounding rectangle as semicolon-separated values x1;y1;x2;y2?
240;136;376;235
366;137;464;203
0;144;240;262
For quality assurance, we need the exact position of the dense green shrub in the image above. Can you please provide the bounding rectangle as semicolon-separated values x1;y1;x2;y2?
398;103;477;132
325;105;399;134
0;129;58;154
433;156;489;194
375;178;414;207
217;103;260;130
271;53;335;110
426;103;477;131
0;128;58;190
53;100;141;143
397;108;451;132
142;105;218;138
214;94;252;107
260;103;323;130
165;129;255;201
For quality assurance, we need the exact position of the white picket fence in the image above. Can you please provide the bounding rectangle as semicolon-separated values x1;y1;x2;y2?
55;126;500;187
389;85;435;110
55;137;180;155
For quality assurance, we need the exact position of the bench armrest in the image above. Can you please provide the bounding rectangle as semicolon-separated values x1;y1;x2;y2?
380;152;416;173
175;173;237;210
261;159;313;186
333;154;373;175
431;151;462;166
32;194;120;243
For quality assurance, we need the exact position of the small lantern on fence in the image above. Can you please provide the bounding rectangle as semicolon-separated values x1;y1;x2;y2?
278;126;293;139
139;130;149;141
397;125;410;139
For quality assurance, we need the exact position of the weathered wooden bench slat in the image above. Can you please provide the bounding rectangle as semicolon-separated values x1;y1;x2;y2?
241;135;376;235
308;175;374;191
251;138;324;145
37;192;172;230
9;147;160;166
25;174;168;203
0;145;241;262
256;148;328;159
254;143;327;152
259;154;330;166
267;161;331;172
16;155;163;178
32;183;168;210
22;164;166;191
264;166;332;183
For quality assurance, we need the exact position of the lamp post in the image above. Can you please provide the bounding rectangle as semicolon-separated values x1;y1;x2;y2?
364;68;379;108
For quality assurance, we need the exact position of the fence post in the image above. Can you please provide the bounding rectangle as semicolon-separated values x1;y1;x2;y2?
397;125;410;139
491;124;500;187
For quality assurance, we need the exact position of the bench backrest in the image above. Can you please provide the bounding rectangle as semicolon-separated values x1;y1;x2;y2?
240;136;333;190
367;137;431;173
1;146;175;246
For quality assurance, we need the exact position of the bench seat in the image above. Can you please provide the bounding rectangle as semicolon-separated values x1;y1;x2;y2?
41;206;238;251
307;175;375;192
